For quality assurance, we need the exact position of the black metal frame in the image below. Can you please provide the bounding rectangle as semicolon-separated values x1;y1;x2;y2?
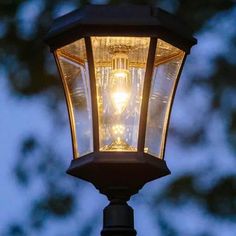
45;4;197;158
138;37;157;152
85;37;100;152
45;5;197;53
45;5;197;236
67;152;170;200
86;36;160;158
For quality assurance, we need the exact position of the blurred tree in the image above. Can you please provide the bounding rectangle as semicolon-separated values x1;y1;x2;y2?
1;0;236;235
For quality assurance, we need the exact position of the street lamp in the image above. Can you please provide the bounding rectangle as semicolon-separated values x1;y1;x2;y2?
45;5;197;236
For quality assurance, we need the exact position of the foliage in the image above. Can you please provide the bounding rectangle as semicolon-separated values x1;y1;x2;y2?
1;0;236;235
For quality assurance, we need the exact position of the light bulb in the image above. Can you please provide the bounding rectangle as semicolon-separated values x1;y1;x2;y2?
110;52;131;114
106;49;132;150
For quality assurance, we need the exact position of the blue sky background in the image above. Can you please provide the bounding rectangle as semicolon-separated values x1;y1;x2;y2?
1;1;236;235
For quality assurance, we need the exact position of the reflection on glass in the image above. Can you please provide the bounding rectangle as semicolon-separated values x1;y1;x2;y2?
145;39;184;158
56;39;93;158
92;37;150;151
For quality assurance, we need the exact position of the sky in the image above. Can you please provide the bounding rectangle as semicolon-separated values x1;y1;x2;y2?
1;1;236;236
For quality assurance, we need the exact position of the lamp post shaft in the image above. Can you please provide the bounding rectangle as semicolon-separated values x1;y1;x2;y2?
101;200;136;236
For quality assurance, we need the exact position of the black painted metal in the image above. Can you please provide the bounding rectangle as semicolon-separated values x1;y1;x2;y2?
67;152;170;200
45;5;197;53
67;153;170;235
101;200;136;236
138;38;157;152
45;5;197;236
85;37;99;152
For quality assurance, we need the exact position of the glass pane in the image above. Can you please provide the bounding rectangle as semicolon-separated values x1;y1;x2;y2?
92;37;150;151
56;38;93;158
145;39;185;158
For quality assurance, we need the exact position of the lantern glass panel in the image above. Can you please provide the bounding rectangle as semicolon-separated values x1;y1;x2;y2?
55;38;93;158
144;39;184;159
91;37;150;152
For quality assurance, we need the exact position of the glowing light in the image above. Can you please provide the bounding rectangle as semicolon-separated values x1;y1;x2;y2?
108;124;132;151
108;50;132;150
112;124;125;135
113;71;127;79
112;91;130;114
92;37;150;152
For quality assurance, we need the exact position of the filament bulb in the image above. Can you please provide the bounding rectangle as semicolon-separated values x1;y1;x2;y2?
110;51;131;113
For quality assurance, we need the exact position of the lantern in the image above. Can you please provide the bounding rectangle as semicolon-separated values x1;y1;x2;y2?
45;5;197;236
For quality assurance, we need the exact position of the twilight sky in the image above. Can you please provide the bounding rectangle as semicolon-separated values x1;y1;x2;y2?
1;1;236;235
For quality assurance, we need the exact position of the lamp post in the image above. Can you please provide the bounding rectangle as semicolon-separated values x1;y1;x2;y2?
45;5;197;236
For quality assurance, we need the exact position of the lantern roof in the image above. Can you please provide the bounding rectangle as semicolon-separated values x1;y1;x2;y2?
45;4;197;52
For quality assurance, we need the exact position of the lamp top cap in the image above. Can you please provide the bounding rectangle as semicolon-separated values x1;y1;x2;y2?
45;4;197;51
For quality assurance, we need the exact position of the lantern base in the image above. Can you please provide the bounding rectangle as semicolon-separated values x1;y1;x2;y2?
67;152;170;200
101;199;136;236
67;153;170;235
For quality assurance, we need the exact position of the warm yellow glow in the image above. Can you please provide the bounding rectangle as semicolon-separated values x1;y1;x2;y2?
112;91;130;114
111;124;125;147
113;71;127;79
109;49;131;115
112;124;125;135
109;50;131;149
92;36;150;152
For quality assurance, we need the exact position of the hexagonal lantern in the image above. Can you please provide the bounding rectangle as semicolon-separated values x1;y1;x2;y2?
45;5;197;236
